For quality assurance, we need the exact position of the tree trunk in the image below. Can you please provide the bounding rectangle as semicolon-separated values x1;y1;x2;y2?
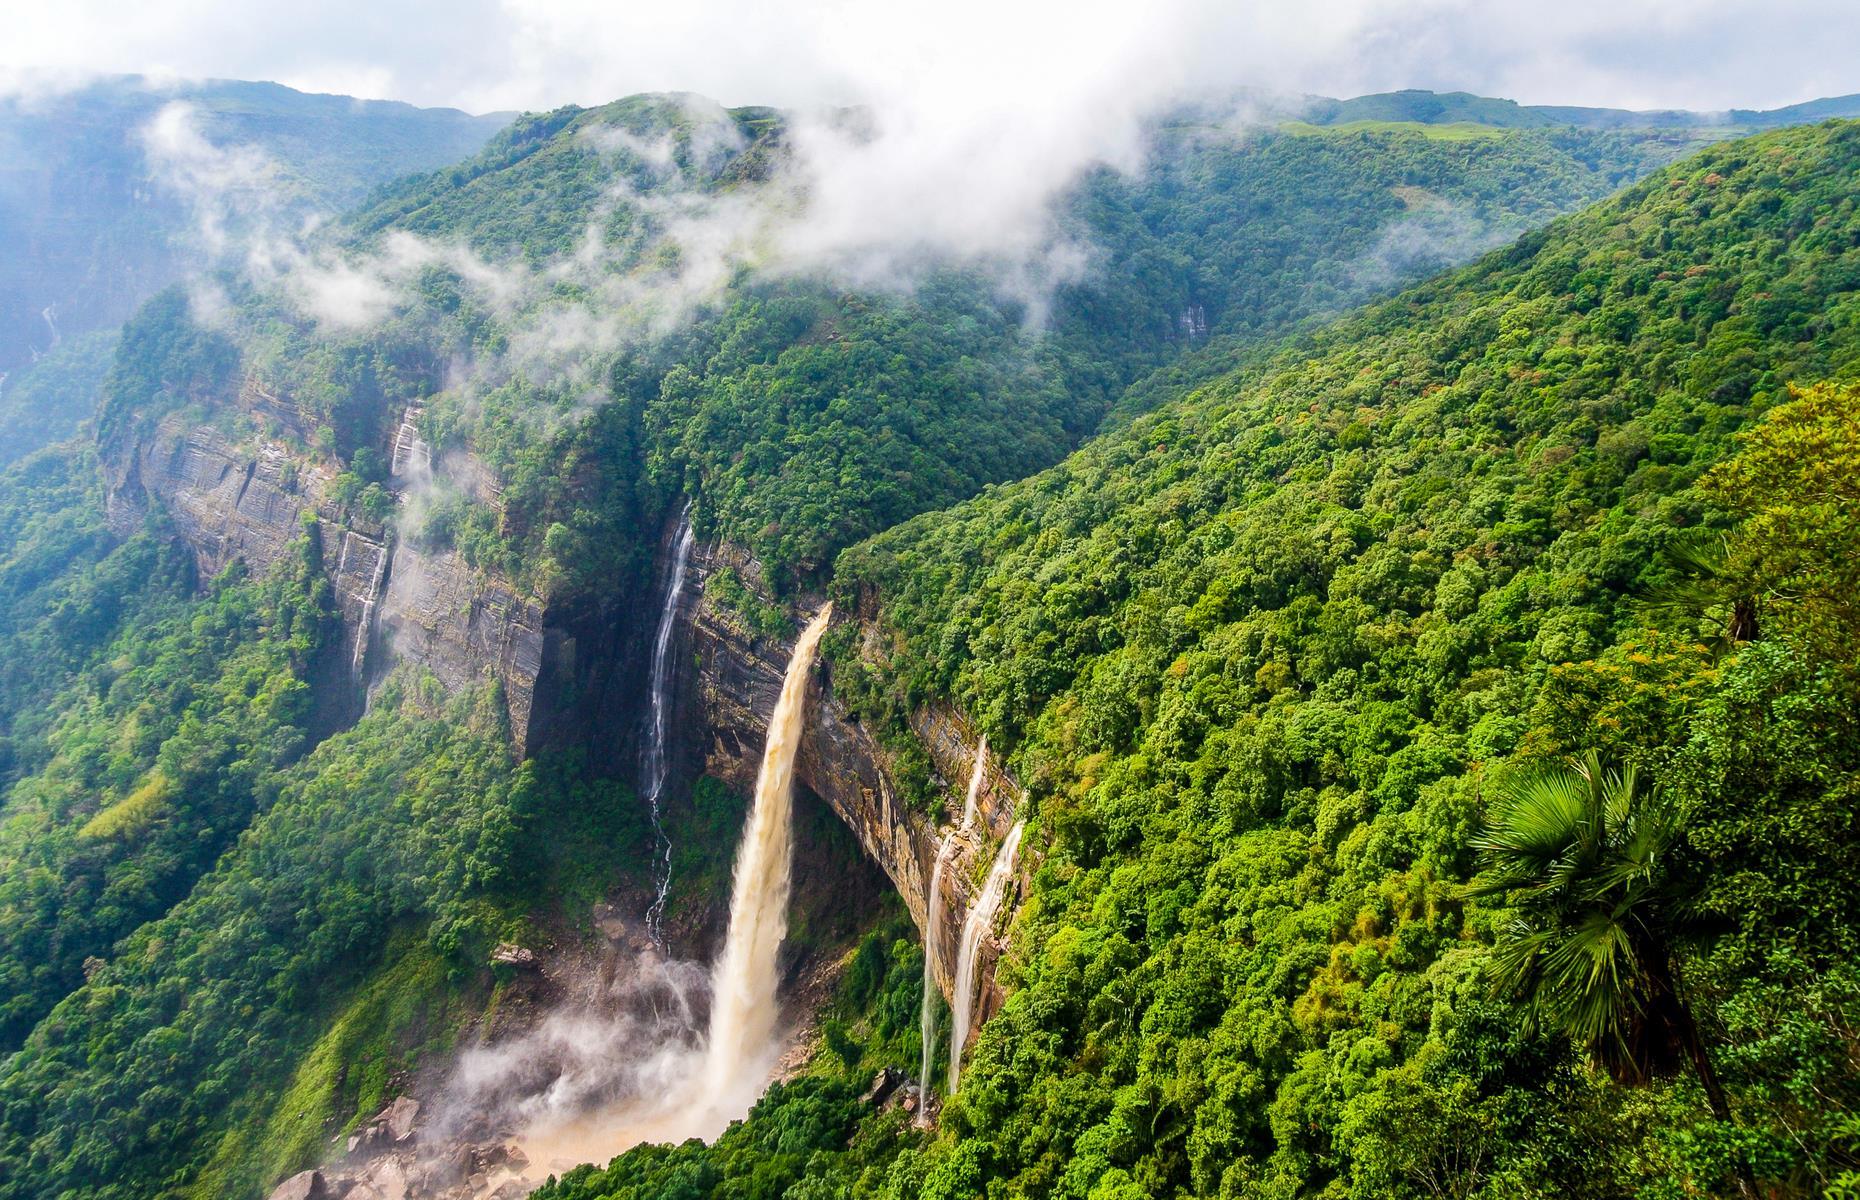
1729;596;1759;643
1665;960;1760;1199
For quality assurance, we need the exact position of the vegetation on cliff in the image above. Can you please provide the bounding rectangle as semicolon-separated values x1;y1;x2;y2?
98;99;1710;601
4;89;1860;1200
816;119;1860;1197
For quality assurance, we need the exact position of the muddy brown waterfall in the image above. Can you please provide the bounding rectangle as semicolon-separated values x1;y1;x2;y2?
703;605;832;1103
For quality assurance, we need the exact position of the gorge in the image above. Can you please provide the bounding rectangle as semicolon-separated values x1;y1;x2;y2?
2;61;1858;1200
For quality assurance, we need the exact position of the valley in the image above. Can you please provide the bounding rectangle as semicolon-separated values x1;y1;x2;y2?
0;58;1856;1200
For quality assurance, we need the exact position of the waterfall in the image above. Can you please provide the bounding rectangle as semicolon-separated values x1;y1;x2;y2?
947;821;1024;1096
916;832;957;1125
703;605;831;1101
389;404;431;482
917;733;991;1123
641;506;695;945
960;734;989;830
350;540;389;681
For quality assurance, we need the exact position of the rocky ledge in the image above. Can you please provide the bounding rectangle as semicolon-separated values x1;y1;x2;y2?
102;389;1030;1029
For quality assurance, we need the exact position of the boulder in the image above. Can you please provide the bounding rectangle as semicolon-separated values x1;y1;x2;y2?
412;1143;471;1191
267;1170;328;1200
861;1066;907;1107
490;943;538;969
380;1095;421;1142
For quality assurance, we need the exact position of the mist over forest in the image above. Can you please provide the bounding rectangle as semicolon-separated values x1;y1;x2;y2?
1;5;1858;1200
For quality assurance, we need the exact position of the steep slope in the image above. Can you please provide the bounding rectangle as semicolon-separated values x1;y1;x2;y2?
5;96;1860;1200
811;118;1860;1198
72;90;1719;800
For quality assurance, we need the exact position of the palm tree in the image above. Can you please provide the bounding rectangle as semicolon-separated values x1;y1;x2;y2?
1468;752;1757;1197
1636;528;1759;648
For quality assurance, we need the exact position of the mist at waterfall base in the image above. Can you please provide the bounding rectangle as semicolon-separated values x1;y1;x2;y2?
431;950;719;1183
424;607;832;1185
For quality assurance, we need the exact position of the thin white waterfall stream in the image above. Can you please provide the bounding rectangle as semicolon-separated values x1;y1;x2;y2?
641;507;695;945
916;832;957;1124
702;605;832;1101
948;821;1024;1096
917;734;991;1122
350;541;388;680
960;734;988;829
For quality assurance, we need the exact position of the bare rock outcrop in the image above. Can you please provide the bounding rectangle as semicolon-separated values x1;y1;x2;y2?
102;403;551;750
267;1170;328;1200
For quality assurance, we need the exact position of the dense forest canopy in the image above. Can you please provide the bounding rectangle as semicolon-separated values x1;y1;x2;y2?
94;95;1717;607
0;76;509;426
814;118;1860;1198
1;66;1859;1200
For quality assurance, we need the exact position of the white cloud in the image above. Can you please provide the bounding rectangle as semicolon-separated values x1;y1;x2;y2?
113;2;1860;399
23;1;1860;307
1;0;1855;117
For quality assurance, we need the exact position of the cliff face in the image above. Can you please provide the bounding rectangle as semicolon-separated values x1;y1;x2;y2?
683;541;1027;1017
103;400;553;751
102;396;1026;1024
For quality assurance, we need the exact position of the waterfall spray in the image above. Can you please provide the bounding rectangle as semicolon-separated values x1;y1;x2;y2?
703;605;832;1101
948;821;1024;1095
916;832;957;1125
642;506;695;945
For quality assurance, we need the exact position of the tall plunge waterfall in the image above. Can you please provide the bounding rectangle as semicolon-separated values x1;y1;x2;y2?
948;821;1025;1095
703;605;832;1102
641;506;695;945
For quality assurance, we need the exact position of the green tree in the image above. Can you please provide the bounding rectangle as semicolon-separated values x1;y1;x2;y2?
1702;381;1860;664
1469;753;1756;1196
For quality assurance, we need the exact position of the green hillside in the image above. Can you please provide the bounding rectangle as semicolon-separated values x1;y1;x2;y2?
805;118;1860;1198
4;91;1860;1200
524;114;1860;1200
151;98;1702;600
0;76;509;451
1300;87;1860;131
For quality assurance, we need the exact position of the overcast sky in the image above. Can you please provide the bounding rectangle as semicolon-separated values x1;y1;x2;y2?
1;0;1856;117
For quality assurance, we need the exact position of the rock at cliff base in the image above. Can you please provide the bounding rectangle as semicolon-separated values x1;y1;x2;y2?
490;943;539;969
267;1170;327;1200
380;1095;421;1142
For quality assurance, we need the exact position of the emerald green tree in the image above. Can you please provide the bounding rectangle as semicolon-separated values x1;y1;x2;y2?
1469;753;1757;1196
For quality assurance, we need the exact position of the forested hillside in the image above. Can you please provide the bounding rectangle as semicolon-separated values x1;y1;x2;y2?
130;95;1707;603
806;118;1860;1197
3;84;1859;1200
0;76;509;457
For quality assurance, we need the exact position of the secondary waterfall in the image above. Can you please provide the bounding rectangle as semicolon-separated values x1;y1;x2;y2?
917;734;991;1122
960;734;989;829
916;832;957;1125
703;605;832;1101
641;506;695;945
947;821;1024;1096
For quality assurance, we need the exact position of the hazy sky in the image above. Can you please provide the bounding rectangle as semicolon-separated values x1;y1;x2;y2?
2;0;1856;116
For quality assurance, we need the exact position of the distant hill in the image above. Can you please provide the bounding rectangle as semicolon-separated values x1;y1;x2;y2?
0;76;509;387
1299;86;1860;130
